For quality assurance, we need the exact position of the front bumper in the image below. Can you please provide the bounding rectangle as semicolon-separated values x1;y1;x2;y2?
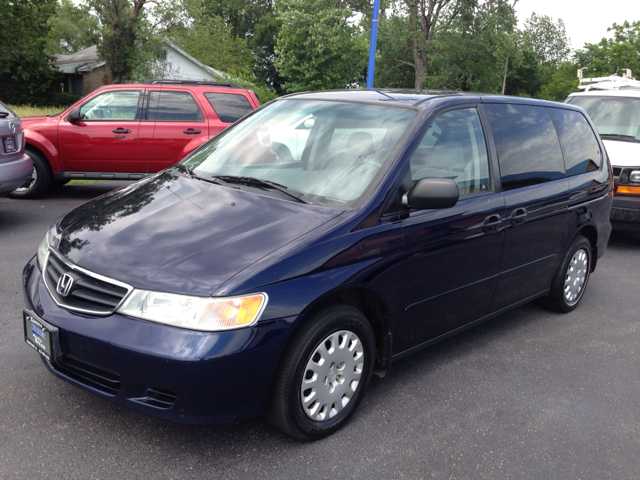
0;153;32;194
22;256;297;425
611;194;640;230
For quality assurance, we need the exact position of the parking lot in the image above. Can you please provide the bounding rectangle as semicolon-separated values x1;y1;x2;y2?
1;181;639;479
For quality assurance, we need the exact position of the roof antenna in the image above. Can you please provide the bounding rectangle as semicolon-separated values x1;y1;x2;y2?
369;87;395;100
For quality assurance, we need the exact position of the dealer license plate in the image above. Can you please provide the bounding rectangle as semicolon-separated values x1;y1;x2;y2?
3;136;17;153
23;310;58;362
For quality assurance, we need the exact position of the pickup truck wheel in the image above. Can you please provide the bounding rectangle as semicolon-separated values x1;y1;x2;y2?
266;304;375;440
9;150;51;199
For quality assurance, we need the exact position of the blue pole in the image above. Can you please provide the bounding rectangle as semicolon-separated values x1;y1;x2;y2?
366;0;381;89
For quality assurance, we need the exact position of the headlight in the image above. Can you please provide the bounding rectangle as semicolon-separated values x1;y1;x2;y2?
117;290;268;331
630;170;640;183
37;233;50;269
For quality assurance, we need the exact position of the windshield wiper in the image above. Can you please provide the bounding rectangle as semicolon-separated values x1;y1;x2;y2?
600;133;640;142
172;163;195;178
212;175;308;204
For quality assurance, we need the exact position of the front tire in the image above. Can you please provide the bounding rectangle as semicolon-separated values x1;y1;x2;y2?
541;235;592;313
9;149;51;199
267;304;375;440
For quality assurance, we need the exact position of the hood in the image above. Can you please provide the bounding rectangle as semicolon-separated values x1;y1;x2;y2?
602;139;640;168
54;171;342;296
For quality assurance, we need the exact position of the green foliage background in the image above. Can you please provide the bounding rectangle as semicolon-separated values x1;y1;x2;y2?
2;0;639;106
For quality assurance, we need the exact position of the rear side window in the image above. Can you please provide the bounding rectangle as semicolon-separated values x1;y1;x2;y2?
147;91;204;122
204;93;253;123
485;104;565;191
548;108;601;176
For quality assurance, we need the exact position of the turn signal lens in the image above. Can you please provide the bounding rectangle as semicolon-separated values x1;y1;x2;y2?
117;291;268;331
616;185;640;195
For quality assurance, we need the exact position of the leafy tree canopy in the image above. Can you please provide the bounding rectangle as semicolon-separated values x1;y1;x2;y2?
574;21;640;78
275;0;367;92
0;0;62;105
47;0;101;54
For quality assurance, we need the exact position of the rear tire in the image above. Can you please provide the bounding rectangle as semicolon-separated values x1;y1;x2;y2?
541;235;591;313
266;304;375;440
9;149;51;199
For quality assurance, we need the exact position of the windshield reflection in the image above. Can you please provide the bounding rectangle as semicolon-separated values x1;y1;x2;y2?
183;100;416;208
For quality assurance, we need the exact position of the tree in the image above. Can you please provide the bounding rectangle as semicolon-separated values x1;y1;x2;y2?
574;21;640;78
538;61;579;102
425;0;518;93
167;1;254;78
46;0;101;54
274;0;367;92
521;13;570;69
201;0;283;92
0;0;62;105
88;0;162;83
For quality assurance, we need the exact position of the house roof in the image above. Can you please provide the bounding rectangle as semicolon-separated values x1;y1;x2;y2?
54;45;105;74
53;41;226;80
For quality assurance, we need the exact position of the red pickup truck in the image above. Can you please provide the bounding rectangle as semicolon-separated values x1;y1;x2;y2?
13;80;260;198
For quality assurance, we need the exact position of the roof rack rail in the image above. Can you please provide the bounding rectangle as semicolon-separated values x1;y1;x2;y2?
143;79;242;89
576;68;640;91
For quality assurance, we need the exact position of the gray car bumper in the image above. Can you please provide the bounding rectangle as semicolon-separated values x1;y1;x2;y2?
0;154;32;194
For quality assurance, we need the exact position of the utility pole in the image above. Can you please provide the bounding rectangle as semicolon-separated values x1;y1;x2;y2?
366;0;381;89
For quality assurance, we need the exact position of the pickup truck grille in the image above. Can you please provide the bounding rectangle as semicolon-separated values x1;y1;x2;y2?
43;250;132;315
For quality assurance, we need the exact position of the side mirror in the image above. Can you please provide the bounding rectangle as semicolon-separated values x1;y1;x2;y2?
403;177;459;210
67;107;83;123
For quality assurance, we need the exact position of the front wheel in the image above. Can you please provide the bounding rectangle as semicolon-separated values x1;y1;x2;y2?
541;235;592;313
267;304;375;440
9;149;51;199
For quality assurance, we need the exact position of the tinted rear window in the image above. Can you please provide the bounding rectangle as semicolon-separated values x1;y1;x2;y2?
205;93;253;123
147;91;204;122
485;104;565;191
548;108;601;176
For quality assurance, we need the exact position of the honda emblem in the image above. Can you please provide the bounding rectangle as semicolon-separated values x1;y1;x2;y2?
56;273;74;297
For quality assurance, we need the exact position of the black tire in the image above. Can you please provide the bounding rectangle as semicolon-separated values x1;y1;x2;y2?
52;179;71;188
266;304;375;440
541;235;592;313
9;149;52;199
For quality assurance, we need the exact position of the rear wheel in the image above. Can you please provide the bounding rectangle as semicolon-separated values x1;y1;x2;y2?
267;304;375;440
9;149;51;199
541;235;591;313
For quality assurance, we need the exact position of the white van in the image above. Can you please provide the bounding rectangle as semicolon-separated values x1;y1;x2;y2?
566;74;640;231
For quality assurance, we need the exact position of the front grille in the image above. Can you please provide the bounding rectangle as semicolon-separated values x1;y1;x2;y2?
613;167;622;177
55;356;121;394
43;250;131;315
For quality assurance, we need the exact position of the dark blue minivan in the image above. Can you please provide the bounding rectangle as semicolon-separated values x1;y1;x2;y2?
23;90;613;440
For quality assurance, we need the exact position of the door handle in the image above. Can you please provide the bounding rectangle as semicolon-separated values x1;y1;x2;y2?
482;214;502;234
509;207;527;226
112;128;131;134
183;129;201;135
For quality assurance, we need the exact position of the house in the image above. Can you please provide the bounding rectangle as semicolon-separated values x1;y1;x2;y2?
55;40;226;97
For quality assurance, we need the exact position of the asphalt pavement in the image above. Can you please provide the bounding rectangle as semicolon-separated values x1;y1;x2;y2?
1;182;639;479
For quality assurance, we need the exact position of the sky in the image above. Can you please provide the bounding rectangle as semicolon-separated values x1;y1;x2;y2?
515;0;640;51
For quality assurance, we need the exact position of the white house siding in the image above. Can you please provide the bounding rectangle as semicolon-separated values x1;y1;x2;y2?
160;47;218;81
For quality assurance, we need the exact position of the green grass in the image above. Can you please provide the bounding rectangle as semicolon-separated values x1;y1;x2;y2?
8;105;68;117
68;180;103;185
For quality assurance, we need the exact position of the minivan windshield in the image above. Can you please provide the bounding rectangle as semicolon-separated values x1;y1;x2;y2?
182;99;416;208
568;96;640;142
